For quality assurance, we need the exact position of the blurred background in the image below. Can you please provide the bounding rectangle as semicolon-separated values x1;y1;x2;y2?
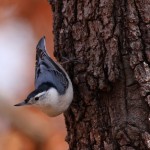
0;0;68;150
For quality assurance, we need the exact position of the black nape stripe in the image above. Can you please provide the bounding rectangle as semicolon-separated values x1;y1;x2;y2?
38;82;57;91
27;82;56;99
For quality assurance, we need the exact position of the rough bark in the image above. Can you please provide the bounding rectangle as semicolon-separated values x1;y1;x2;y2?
49;0;150;149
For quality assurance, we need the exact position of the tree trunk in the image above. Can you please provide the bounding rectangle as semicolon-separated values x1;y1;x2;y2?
49;0;150;149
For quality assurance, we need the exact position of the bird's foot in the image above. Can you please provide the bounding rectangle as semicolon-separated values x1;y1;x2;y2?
61;56;82;65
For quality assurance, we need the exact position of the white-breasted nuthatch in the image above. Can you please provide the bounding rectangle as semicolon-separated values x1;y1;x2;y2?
14;37;73;117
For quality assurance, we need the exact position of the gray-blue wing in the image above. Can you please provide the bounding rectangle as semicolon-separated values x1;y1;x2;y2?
35;38;68;94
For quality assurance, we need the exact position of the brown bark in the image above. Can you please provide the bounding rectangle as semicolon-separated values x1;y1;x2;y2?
49;0;150;149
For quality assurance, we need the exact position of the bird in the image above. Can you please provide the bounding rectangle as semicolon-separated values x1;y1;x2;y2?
14;36;73;117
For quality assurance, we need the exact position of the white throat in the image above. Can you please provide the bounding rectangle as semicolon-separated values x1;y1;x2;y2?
35;84;73;117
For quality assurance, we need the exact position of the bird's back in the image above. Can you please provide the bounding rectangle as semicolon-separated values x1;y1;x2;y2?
35;37;69;95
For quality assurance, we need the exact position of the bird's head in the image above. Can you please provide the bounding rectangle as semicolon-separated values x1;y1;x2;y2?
14;85;60;117
14;90;47;107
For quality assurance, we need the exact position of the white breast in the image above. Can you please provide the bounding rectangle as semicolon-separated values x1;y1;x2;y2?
36;62;73;117
37;79;73;117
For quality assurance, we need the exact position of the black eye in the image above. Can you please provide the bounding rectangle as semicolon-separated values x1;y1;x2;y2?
35;97;39;101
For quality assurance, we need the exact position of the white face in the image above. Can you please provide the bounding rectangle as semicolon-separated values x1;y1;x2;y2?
28;91;47;106
23;88;62;116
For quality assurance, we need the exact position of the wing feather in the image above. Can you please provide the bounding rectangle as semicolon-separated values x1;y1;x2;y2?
35;38;68;94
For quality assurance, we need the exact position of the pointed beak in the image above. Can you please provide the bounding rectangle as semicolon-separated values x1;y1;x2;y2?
14;100;28;106
36;36;46;51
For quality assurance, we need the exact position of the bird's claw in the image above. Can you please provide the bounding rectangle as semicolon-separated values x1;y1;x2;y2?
61;56;83;65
